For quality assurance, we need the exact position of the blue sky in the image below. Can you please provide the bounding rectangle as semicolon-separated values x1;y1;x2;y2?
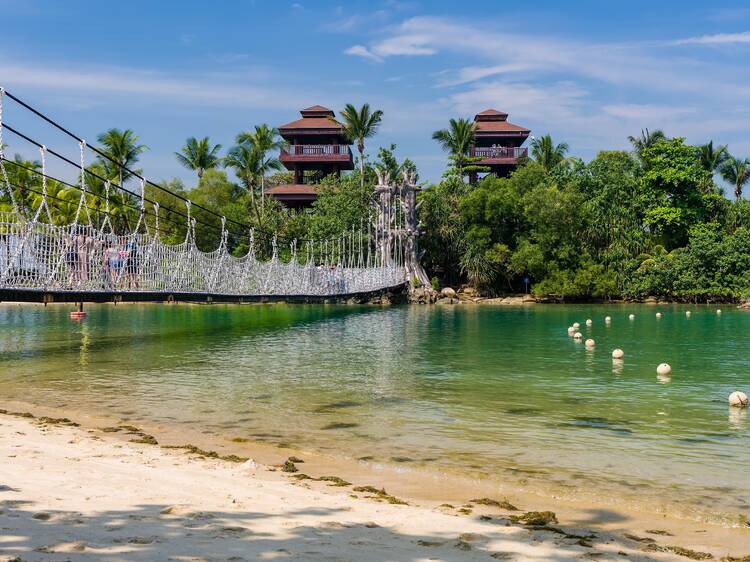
2;0;750;186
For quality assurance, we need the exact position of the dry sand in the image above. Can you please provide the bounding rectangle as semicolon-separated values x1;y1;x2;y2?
0;410;747;562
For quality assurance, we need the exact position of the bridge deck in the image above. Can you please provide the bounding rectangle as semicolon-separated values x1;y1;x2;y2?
0;285;407;305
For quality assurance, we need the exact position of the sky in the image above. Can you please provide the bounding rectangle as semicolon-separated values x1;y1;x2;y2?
2;0;750;187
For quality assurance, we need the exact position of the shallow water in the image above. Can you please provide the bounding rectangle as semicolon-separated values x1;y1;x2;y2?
1;303;748;524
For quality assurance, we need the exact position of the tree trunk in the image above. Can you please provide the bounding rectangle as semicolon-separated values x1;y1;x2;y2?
359;142;365;189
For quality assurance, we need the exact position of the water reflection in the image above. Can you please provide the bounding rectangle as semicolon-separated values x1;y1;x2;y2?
728;407;747;430
1;303;750;523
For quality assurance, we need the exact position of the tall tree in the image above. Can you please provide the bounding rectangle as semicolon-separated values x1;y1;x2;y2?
720;156;750;201
432;118;477;179
699;141;728;174
96;128;148;186
627;128;666;157
338;103;384;188
223;143;262;218
235;125;286;198
530;134;569;173
175;137;222;180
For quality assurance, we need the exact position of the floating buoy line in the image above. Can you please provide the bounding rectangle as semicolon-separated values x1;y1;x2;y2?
565;310;745;409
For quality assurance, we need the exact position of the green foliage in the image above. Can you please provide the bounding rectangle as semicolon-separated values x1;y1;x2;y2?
175;137;222;179
419;134;750;302
307;174;372;240
530;134;569;173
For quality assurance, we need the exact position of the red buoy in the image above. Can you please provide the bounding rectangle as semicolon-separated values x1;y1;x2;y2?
70;302;87;320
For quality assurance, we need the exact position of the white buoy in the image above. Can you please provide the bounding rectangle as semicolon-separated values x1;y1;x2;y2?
629;314;635;320
605;316;612;323
686;311;691;317
567;326;576;336
572;322;580;330
586;319;593;326
656;363;672;376
585;338;595;348
573;332;583;340
728;391;748;408
656;312;662;319
717;309;722;315
612;348;624;359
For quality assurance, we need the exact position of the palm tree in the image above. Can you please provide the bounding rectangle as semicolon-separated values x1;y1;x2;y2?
720;156;750;201
223;143;262;211
235;125;286;199
699;141;728;173
338;103;384;188
6;154;41;209
96;128;148;186
175;137;222;180
432;118;477;178
530;134;569;173
627;128;666;156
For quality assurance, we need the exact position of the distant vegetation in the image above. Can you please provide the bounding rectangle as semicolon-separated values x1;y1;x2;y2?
2;104;749;301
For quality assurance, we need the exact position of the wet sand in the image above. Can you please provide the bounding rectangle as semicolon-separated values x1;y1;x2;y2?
1;405;748;561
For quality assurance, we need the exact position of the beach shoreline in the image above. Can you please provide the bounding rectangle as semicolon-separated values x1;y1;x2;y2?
1;405;748;561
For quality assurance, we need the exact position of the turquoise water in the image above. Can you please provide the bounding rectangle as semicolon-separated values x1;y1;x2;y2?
1;303;748;523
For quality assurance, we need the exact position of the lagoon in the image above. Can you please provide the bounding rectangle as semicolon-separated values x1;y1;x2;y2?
1;303;748;526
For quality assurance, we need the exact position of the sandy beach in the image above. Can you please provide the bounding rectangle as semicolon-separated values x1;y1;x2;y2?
0;408;747;562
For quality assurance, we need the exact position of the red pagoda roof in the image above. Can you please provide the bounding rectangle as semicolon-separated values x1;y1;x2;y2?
476;108;509;120
301;105;334;116
279;105;343;131
474;108;530;135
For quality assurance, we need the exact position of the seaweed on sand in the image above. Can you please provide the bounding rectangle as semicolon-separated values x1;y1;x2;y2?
644;543;713;560
509;511;558;526
470;498;518;511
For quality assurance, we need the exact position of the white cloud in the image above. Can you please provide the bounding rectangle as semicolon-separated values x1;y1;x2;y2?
672;31;750;45
602;104;697;121
0;61;307;109
344;45;383;63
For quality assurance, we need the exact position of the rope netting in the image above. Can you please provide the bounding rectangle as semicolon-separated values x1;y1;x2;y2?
0;88;408;297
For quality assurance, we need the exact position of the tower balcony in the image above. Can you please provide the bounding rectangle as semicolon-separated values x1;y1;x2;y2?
470;146;528;164
280;144;353;165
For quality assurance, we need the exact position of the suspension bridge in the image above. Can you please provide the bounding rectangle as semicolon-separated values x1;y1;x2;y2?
0;88;426;306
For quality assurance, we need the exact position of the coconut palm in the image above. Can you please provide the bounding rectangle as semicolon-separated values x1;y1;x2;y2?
223;143;262;208
699;141;729;173
175;137;222;180
338;103;384;188
432;118;477;178
530;134;569;173
96;128;148;186
235;125;286;198
6;154;41;209
627;128;666;156
720;156;750;201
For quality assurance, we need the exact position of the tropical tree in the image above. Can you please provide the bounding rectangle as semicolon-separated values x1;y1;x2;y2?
223;143;262;215
339;103;384;188
175;137;222;180
4;154;41;209
530;134;569;173
628;128;666;157
432;118;477;179
235;124;286;198
96;128;148;186
720;156;750;201
699;141;728;174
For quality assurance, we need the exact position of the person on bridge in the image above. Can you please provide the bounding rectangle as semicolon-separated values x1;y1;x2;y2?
103;242;123;289
124;238;139;289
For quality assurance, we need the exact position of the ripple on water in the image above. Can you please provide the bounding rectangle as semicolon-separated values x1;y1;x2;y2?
2;303;750;524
